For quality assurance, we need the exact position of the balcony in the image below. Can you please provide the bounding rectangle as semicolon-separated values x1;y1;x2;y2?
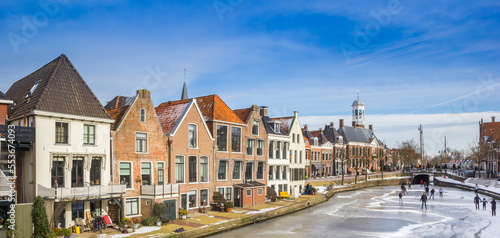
0;125;35;144
38;184;125;201
141;184;179;198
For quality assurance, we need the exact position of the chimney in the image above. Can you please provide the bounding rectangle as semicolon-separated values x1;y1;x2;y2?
339;119;344;128
252;105;259;112
294;111;298;118
369;125;373;132
319;128;323;134
304;124;309;131
492;116;496;123
137;89;150;98
330;122;334;127
260;106;268;117
352;121;357;129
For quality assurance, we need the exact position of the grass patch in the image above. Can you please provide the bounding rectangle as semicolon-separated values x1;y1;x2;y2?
185;216;226;225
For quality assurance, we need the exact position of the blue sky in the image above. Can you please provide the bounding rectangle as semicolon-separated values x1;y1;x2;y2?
1;0;499;155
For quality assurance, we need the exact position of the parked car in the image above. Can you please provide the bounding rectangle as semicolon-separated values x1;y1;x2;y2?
361;169;372;175
458;168;474;178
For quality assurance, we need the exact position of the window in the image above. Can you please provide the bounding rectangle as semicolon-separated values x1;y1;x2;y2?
269;141;274;158
269;166;274;180
292;134;295;143
231;127;241;152
200;157;208;182
297;134;300;143
90;157;101;185
189;190;197;208
141;162;152;185
71;157;84;187
126;198;139;216
157;162;165;185
246;139;254;155
140;108;146;122
120;162;132;188
283;142;287;159
218;160;228;180
188;124;197;148
294;150;297;163
72;202;84;221
276;142;281;159
252;120;259;135
225;187;232;201
90;201;102;216
135;132;148;153
278;184;283;193
83;124;95;145
282;166;287;180
274;123;280;133
245;162;253;180
200;189;209;206
217;125;228;151
257;162;264;180
300;151;303;164
257;140;264;156
275;166;280;180
175;156;185;183
233;161;242;180
51;156;65;188
189;156;197;183
181;194;188;210
246;189;251;196
258;188;263;195
55;122;68;144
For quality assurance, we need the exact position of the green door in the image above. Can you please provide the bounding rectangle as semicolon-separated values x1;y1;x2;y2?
163;199;177;220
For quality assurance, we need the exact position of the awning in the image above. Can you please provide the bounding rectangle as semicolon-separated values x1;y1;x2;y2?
312;164;323;170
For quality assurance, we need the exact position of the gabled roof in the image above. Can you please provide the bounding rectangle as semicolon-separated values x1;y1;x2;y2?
303;136;311;148
311;130;329;145
107;105;130;131
105;96;131;110
324;124;343;144
195;94;245;125
271;116;294;134
156;99;191;135
0;91;10;100
261;115;287;136
6;54;111;120
338;126;378;144
233;108;252;122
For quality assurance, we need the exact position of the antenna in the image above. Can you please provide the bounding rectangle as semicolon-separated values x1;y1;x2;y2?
184;66;187;83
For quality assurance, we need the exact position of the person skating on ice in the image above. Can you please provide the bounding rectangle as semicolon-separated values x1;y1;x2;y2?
474;194;481;210
429;188;435;200
482;198;488;210
420;192;428;210
491;199;496;216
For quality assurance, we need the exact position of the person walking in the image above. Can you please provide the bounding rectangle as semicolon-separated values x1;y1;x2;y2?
482;198;488;210
430;188;435;200
425;186;429;195
475;184;479;194
420;192;428;210
399;191;403;205
474;195;481;210
439;187;444;198
420;179;424;187
408;180;412;190
403;185;408;195
491;199;496;216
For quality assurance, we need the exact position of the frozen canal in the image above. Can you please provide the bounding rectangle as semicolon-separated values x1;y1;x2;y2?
211;185;499;238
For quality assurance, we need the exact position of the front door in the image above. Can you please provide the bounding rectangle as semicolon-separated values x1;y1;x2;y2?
163;199;177;220
234;187;241;207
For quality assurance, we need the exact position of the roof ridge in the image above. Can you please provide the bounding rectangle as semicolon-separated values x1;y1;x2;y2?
35;55;63;111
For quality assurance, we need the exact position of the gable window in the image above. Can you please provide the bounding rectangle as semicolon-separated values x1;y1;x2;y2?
175;156;185;183
120;162;132;188
274;123;280;133
245;162;253;180
136;132;148;153
246;139;254;155
233;161;242;180
216;125;228;151
189;156;197;183
292;134;295;143
283;142;288;159
141;162;152;185
257;140;264;156
231;127;241;152
140;108;146;122
297;134;300;143
157;162;165;185
51;156;65;188
300;151;303;164
257;162;264;180
252;120;259;135
90;157;101;186
218;160;228;180
83;125;95;145
269;141;274;159
200;156;208;182
269;166;274;180
71;156;84;187
294;150;298;163
55;122;69;144
188;124;198;148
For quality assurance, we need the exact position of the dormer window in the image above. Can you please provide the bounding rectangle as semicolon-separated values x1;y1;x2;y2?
274;122;281;133
313;138;318;146
26;80;40;99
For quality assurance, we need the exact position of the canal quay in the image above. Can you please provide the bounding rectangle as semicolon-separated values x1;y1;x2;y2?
94;172;500;238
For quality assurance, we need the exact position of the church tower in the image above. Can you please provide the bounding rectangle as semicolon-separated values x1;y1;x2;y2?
352;91;365;128
181;67;188;100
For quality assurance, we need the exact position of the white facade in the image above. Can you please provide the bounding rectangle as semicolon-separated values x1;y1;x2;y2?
266;134;290;196
287;112;306;197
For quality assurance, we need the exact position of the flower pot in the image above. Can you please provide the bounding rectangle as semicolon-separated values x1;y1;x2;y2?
181;214;187;220
226;207;233;213
133;224;139;229
126;228;134;233
156;221;162;226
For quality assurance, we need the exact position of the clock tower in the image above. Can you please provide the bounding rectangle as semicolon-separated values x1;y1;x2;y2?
352;91;365;128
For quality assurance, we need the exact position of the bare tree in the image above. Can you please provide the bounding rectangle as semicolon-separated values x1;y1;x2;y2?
397;139;420;170
469;138;487;179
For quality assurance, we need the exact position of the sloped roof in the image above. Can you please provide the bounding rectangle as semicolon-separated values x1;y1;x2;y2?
261;115;287;136
303;136;311;148
483;120;500;141
324;124;343;144
105;96;130;110
6;54;111;120
233;108;252;122
195;94;245;124
338;126;377;144
107;105;130;131
271;116;294;134
311;130;329;145
155;99;191;135
0;91;10;100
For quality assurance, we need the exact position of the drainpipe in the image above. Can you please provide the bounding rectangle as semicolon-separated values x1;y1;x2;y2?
213;144;216;193
167;137;173;184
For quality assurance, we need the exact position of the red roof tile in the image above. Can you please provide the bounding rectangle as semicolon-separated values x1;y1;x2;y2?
155;99;191;135
195;95;245;124
233;108;252;122
107;105;130;131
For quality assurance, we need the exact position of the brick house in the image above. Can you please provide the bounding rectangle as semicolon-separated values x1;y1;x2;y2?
155;98;214;213
233;105;267;207
107;89;178;222
479;116;500;174
324;122;347;176
302;125;330;178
